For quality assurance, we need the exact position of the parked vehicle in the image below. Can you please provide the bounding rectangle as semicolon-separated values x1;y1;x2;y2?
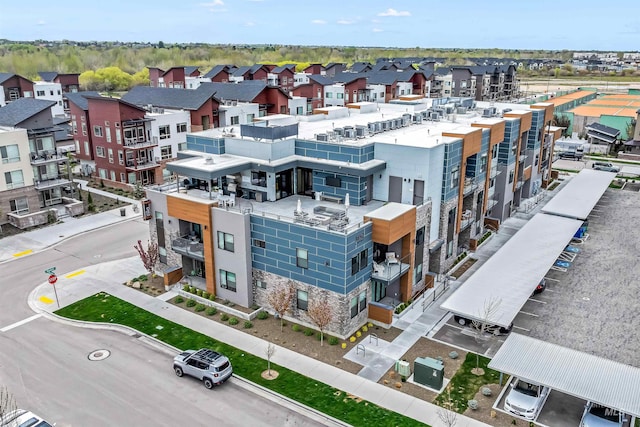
173;348;233;389
580;402;627;427
558;150;583;160
592;161;620;172
533;278;546;295
0;409;53;427
504;378;550;420
453;315;512;336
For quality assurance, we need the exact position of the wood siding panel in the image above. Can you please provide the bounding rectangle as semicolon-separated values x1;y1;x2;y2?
368;304;393;325
504;111;533;132
523;165;532;181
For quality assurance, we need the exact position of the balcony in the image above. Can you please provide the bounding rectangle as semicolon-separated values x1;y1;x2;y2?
371;253;411;283
125;159;159;171
124;136;158;149
490;166;501;178
519;154;527;162
463;177;478;196
30;151;68;165
516;179;525;190
486;198;499;209
34;177;71;190
171;236;205;261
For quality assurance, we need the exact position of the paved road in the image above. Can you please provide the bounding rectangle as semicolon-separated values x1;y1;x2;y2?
0;221;324;427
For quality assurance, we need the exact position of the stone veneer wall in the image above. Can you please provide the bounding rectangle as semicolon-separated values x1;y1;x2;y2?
434;197;460;273
252;269;370;340
413;201;432;296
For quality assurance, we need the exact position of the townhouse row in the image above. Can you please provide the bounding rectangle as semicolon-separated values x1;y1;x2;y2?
143;98;560;338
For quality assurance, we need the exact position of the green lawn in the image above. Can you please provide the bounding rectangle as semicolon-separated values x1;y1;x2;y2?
56;292;427;427
434;352;501;413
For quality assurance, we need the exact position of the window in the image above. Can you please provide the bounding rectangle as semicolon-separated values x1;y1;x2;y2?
254;239;266;248
178;142;187;151
255;280;266;289
176;123;187;133
36;90;45;97
246;113;255;122
326;92;333;98
159;246;167;264
118;150;124;165
84;141;90;156
120;172;126;182
96;146;106;157
4;170;24;189
50;90;54;96
116;129;122;144
105;127;112;143
450;166;459;189
297;290;308;311
350;296;358;318
81;123;87;136
9;197;28;214
296;248;308;269
107;148;114;163
336;93;344;99
251;170;267;187
296;106;303;115
220;270;236;292
509;169;515;184
416;227;425;246
282;77;287;85
0;145;20;164
159;125;170;140
160;145;172;160
358;291;367;312
217;231;234;252
93;126;103;137
230;116;239;125
351;249;368;275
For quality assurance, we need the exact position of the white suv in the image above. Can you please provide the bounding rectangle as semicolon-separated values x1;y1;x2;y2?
504;378;550;420
580;402;627;427
173;348;233;389
0;409;53;427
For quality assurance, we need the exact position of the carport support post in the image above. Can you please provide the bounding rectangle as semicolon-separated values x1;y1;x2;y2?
499;372;503;386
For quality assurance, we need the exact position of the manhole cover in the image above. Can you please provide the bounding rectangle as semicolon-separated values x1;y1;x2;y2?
582;297;590;301
88;349;111;361
93;254;102;258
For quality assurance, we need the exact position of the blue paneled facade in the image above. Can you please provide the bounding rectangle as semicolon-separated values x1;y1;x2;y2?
498;119;520;165
295;140;375;164
313;171;367;206
466;130;490;181
186;134;225;154
527;109;545;150
250;216;372;294
441;139;463;202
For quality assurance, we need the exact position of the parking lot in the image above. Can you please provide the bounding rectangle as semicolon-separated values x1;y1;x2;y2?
429;187;640;425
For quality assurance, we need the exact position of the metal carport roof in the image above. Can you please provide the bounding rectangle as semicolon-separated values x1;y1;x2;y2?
541;169;616;220
489;333;640;417
440;214;583;328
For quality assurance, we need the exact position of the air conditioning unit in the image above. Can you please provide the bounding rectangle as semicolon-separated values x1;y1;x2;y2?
401;114;411;126
368;122;377;134
413;114;423;123
334;127;344;136
429;112;440;121
344;127;356;139
482;108;493;117
316;133;329;141
457;107;467;114
355;125;368;138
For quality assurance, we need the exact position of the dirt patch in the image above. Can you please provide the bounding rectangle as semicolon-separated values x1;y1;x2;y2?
261;370;279;380
450;258;477;278
378;337;467;401
171;296;402;375
124;275;166;297
462;383;521;427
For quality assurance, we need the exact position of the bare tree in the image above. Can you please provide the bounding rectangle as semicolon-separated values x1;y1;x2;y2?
471;297;502;373
134;240;159;277
0;386;17;421
437;386;458;427
267;283;295;332
265;343;276;377
307;298;333;346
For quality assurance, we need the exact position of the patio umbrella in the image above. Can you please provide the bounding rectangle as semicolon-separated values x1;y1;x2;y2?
296;198;302;213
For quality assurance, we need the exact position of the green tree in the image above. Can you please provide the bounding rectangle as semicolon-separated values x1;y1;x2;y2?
132;67;150;87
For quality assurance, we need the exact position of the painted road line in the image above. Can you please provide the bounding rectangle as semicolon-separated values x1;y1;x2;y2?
519;311;539;317
65;269;86;279
39;296;54;304
12;249;33;257
512;325;531;332
528;297;547;304
1;314;43;333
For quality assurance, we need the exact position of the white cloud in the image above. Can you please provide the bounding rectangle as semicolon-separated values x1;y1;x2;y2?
200;0;226;11
377;8;410;17
37;20;46;26
244;21;256;27
372;28;383;33
311;19;327;25
337;19;355;25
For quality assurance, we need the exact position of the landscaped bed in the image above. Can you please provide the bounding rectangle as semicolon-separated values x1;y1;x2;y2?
55;292;427;427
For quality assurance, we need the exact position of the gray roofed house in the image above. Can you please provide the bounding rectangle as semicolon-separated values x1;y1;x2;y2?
586;122;621;144
0;98;56;127
199;81;273;102
64;91;102;111
330;72;366;85
121;85;218;110
203;65;233;79
271;64;296;74
231;66;252;78
184;66;199;76
38;71;59;82
349;62;372;73
307;74;334;86
0;73;16;84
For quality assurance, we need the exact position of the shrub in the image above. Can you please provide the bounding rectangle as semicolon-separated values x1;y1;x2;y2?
292;324;301;332
137;274;148;282
174;296;184;304
356;331;362;338
341;343;347;349
328;337;339;346
186;299;196;307
349;336;356;343
303;328;314;336
209;294;215;301
205;307;217;316
228;317;239;325
196;289;203;297
195;304;206;312
182;285;189;292
188;286;196;294
256;311;269;320
468;399;478;410
220;313;229;321
362;325;368;332
203;292;210;299
243;321;253;329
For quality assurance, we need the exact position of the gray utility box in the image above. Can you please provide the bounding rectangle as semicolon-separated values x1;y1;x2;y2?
413;357;444;390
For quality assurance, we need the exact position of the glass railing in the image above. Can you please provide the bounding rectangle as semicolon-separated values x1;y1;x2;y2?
371;252;411;282
171;236;204;260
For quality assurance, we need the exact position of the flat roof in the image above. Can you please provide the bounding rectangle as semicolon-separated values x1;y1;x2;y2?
541;90;595;107
541;169;616;220
620;165;640;176
569;105;639;118
364;202;414;221
440;213;583;327
489;333;640;417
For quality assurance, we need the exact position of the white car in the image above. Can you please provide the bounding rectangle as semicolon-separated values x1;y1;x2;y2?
504;378;550;420
0;409;53;427
580;402;627;427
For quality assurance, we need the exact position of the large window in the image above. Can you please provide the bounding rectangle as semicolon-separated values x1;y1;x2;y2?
107;148;113;163
450;166;459;189
230;116;239;125
217;231;234;252
296;248;308;269
351;249;368;275
159;125;170;140
0;145;20;164
4;170;24;189
93;126;103;137
160;146;172;160
96;146;105;157
297;290;308;311
176;123;187;133
9;197;28;214
350;291;367;318
220;270;236;292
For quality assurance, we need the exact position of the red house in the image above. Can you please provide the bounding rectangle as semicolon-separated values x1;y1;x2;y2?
203;65;234;82
292;75;333;111
66;91;102;163
303;64;324;75
38;72;80;93
0;73;34;103
148;66;200;88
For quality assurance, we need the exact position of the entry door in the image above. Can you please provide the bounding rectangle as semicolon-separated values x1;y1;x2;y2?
388;176;402;203
371;280;386;302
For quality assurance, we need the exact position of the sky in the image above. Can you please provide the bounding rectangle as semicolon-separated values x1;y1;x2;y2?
1;0;639;51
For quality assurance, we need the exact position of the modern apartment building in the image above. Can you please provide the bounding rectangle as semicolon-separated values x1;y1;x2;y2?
144;98;557;338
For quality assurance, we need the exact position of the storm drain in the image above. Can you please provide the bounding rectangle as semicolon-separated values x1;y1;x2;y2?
88;349;111;361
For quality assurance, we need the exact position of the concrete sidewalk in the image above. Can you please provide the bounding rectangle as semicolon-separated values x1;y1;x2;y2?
28;256;489;427
0;179;141;264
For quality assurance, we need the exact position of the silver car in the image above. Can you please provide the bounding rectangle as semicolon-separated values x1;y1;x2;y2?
580;402;627;427
504;378;550;420
173;348;233;389
592;161;620;172
0;409;53;427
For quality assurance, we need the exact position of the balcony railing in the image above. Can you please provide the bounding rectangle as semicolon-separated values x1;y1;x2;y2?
124;136;158;149
463;177;477;196
34;177;71;190
490;166;501;178
486;198;498;209
125;160;159;171
516;179;525;190
171;236;205;261
30;151;67;165
519;154;527;162
371;253;411;283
